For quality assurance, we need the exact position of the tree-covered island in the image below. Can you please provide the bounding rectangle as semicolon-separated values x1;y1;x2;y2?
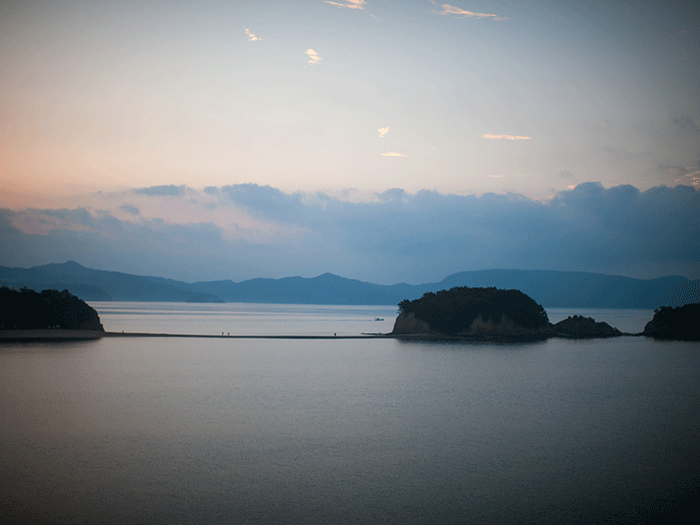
643;303;700;341
391;286;627;340
0;286;104;332
392;286;554;340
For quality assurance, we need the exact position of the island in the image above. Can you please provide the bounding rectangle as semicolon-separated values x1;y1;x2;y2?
0;286;104;339
643;303;700;341
391;286;628;340
552;315;622;338
393;286;555;340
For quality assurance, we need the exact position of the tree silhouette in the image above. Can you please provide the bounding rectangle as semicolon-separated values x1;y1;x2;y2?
644;303;700;340
0;286;104;331
397;286;549;335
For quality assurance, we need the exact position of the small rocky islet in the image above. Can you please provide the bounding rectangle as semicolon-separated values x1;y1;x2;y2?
551;315;621;338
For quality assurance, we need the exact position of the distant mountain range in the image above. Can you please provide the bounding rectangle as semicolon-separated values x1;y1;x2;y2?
1;261;698;309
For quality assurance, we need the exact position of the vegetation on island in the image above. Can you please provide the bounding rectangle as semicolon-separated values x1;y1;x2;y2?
553;315;622;338
395;286;550;336
0;286;104;331
643;303;700;341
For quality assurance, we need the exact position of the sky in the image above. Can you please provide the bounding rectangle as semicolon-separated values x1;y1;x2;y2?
1;0;699;284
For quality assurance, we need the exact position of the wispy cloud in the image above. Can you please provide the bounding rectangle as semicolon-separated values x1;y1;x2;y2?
119;204;140;215
482;133;532;140
378;127;389;138
243;27;263;42
672;115;700;135
133;184;187;197
666;164;700;187
305;49;322;65
381;152;407;157
431;1;506;20
325;0;366;9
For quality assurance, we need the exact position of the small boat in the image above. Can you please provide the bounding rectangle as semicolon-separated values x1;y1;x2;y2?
374;317;384;321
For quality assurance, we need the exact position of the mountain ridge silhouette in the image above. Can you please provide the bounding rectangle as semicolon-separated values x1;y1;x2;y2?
0;261;697;308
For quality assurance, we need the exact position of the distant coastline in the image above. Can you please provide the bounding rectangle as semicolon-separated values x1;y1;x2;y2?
1;261;698;309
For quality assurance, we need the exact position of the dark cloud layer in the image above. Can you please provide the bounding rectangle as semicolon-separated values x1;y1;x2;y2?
220;184;308;224
37;207;96;227
2;183;699;283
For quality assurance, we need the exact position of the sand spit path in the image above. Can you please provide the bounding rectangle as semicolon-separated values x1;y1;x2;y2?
1;330;394;342
4;330;636;343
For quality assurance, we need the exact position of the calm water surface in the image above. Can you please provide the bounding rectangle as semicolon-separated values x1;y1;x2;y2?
1;304;698;524
91;302;400;336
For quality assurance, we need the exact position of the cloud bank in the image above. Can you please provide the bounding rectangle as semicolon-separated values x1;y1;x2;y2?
2;183;698;283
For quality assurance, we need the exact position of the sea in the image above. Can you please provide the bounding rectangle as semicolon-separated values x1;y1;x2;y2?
1;303;699;524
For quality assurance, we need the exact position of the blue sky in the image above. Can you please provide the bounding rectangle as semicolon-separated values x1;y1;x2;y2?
1;1;699;283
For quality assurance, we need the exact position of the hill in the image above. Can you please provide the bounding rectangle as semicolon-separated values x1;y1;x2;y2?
0;261;220;303
1;261;698;308
434;269;699;308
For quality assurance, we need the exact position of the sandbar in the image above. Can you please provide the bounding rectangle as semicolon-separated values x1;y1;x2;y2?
0;329;393;342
